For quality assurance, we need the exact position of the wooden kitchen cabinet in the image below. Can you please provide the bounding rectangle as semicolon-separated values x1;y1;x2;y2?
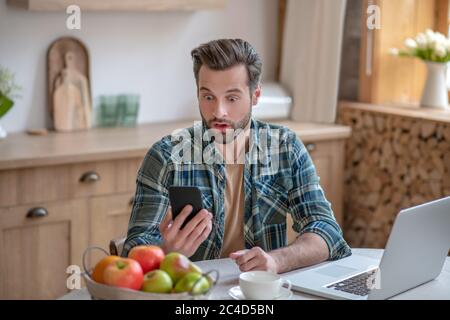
89;193;136;264
0;159;140;300
286;138;347;245
0;120;350;299
0;199;89;299
307;139;346;226
0;121;189;300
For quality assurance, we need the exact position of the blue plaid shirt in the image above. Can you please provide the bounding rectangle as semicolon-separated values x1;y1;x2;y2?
123;119;351;261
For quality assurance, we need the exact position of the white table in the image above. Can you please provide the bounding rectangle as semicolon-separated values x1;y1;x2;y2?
59;248;450;300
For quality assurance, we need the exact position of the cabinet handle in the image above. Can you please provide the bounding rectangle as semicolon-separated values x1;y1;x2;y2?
79;171;101;183
27;207;48;218
306;143;316;152
129;196;135;206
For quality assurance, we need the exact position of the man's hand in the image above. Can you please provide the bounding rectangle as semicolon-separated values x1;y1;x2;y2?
230;233;330;274
159;205;213;258
230;247;279;273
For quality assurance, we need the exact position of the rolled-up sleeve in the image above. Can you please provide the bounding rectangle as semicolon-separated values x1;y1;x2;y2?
122;144;171;257
287;134;351;260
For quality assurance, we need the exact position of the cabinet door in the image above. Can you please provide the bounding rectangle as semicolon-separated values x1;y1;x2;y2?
307;140;345;226
0;199;88;299
89;194;134;263
287;139;345;244
359;0;437;105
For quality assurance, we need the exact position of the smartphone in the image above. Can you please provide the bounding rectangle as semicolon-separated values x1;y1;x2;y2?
168;186;204;229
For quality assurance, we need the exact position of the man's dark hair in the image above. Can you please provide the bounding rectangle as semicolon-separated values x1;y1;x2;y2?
191;39;262;94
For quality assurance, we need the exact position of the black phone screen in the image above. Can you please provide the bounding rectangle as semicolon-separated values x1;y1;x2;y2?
168;186;203;229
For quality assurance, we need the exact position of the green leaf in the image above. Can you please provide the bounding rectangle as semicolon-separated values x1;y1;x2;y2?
0;93;14;118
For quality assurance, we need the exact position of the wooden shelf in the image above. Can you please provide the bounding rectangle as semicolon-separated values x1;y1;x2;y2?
7;0;227;11
339;100;450;124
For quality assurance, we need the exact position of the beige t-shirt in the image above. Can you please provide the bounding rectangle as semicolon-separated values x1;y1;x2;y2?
214;122;250;258
221;164;245;258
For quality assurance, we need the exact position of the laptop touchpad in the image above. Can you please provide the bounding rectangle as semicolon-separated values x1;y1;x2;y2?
314;265;359;278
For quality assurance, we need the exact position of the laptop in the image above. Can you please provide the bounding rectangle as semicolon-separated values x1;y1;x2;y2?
284;196;450;300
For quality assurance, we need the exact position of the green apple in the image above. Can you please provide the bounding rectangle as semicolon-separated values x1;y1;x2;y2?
160;252;192;283
141;270;173;293
174;272;210;295
188;262;214;286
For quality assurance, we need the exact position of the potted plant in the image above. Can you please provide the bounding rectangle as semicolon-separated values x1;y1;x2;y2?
0;65;22;139
390;29;450;109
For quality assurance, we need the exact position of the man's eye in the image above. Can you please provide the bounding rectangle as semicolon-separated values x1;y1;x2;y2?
228;97;238;102
204;95;214;101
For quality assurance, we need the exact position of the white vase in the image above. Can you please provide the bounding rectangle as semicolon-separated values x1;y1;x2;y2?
420;61;449;109
0;123;7;139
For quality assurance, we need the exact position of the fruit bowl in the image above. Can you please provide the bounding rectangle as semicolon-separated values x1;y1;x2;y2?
82;246;219;300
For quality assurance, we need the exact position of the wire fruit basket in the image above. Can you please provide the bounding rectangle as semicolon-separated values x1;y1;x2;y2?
82;246;219;300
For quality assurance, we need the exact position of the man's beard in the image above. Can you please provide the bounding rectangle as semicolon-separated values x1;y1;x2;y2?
201;107;252;144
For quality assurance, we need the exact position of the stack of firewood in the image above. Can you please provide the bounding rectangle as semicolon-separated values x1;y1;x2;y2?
338;109;450;248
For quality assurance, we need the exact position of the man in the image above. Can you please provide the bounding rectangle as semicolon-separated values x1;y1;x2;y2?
123;39;351;273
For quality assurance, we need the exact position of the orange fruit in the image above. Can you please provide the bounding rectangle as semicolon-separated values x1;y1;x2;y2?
92;255;121;284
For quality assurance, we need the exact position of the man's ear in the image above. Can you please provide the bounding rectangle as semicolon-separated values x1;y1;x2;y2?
252;85;262;106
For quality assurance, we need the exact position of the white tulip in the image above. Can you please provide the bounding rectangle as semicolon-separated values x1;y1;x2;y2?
404;38;417;49
434;43;447;58
434;40;440;50
389;48;400;56
434;32;447;46
425;29;437;47
425;29;435;39
445;38;450;50
415;33;427;49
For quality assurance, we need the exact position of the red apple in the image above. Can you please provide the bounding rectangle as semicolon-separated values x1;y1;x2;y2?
92;255;121;284
160;252;202;283
128;245;165;274
103;258;144;290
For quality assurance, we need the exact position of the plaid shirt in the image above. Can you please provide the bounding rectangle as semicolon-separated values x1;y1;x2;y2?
123;118;351;261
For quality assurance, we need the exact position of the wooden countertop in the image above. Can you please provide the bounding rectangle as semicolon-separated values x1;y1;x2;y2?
0;120;351;170
339;100;450;124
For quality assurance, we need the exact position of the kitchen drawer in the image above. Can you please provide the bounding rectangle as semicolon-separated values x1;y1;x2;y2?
0;199;89;299
69;158;141;198
0;158;142;207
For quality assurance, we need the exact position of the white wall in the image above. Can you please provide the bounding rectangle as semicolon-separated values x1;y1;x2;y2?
0;0;279;133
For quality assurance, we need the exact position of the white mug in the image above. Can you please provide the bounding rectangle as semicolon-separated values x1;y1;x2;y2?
239;271;292;300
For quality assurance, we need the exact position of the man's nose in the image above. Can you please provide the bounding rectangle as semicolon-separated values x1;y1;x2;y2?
212;100;228;119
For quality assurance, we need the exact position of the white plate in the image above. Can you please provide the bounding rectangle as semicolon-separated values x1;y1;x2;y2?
228;286;293;300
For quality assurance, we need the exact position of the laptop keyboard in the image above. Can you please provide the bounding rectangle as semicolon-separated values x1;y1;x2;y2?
326;269;378;297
